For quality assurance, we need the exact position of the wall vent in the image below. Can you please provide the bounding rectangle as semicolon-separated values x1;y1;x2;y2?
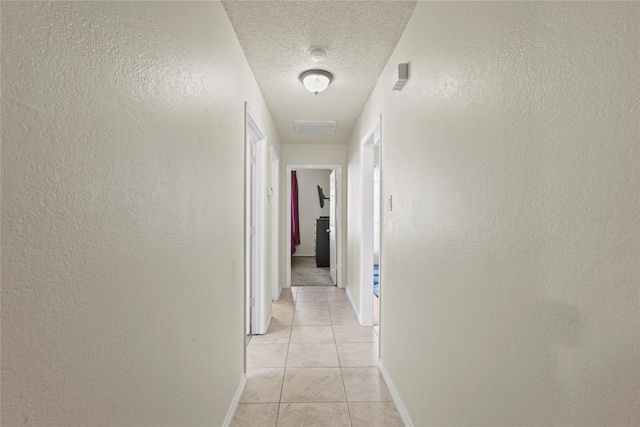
294;120;337;134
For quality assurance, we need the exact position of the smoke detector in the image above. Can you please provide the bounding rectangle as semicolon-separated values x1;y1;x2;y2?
308;47;328;63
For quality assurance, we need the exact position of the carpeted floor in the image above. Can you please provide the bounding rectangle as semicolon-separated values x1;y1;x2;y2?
291;256;334;286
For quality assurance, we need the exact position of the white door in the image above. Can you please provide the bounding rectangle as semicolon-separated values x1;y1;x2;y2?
270;148;280;300
246;139;257;338
329;170;337;284
245;106;268;339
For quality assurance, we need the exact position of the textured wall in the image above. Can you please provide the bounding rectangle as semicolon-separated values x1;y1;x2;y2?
1;2;280;425
347;2;639;425
294;169;331;256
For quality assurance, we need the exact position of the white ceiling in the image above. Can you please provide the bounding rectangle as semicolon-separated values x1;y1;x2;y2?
222;1;417;145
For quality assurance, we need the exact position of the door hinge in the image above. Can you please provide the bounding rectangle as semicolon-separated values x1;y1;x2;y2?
250;226;256;236
250;297;255;307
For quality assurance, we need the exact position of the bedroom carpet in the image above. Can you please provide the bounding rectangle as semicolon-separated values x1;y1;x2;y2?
291;256;334;286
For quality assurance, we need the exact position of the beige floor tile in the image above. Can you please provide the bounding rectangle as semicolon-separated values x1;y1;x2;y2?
294;301;330;311
247;343;288;368
336;342;378;367
296;292;329;302
330;311;361;326
272;305;295;326
326;292;349;301
296;286;328;293
231;403;278;427
290;326;335;343
277;402;350;427
277;292;295;302
327;297;351;308
348;401;404;427
250;320;291;344
280;368;346;402
328;300;355;313
333;325;378;343
273;301;295;311
240;368;285;403
293;309;332;326
342;367;392;402
287;343;339;367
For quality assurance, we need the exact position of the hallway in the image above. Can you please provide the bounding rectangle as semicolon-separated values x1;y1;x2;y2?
291;257;334;287
232;286;402;426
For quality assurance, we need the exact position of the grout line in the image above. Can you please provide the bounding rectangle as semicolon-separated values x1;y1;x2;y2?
278;400;348;403
275;313;293;426
332;297;354;426
275;286;367;426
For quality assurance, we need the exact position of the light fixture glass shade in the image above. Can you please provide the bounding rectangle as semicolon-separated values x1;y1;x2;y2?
299;70;333;94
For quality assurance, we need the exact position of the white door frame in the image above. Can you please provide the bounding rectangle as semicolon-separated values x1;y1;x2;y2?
285;164;342;288
359;119;381;326
328;170;337;285
245;104;269;336
270;147;281;300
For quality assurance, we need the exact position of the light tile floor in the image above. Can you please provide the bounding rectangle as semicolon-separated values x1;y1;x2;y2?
232;286;403;427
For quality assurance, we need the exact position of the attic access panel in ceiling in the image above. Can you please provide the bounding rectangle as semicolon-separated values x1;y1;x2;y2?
294;120;337;134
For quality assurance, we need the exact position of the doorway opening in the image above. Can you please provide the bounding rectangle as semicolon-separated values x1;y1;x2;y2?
245;105;268;343
360;119;381;327
286;165;342;289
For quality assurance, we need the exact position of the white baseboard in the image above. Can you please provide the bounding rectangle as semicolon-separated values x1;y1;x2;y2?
222;373;247;427
264;313;272;334
292;253;315;257
378;359;413;427
345;287;362;324
273;286;282;301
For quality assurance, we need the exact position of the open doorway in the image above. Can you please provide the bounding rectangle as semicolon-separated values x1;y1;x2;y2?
290;168;333;286
286;165;342;289
373;152;381;327
245;105;269;343
359;119;381;327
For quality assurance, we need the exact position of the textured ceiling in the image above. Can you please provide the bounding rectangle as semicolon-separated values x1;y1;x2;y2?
222;1;417;145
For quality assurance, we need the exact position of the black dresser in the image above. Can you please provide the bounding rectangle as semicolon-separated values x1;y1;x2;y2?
315;216;330;267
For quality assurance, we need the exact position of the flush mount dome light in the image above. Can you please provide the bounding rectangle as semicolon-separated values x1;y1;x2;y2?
299;69;333;95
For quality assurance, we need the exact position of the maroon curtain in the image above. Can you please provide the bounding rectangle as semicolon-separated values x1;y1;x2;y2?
291;171;300;255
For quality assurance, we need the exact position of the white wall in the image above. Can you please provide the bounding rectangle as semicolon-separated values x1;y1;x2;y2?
347;2;639;426
282;144;347;286
1;2;281;426
293;169;331;256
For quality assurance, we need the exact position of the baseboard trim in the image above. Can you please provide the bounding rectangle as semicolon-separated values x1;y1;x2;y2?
222;372;246;427
378;359;413;427
274;286;282;301
264;313;272;334
292;253;315;257
345;287;362;324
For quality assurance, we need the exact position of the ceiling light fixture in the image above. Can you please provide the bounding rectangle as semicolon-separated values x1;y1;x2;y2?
299;69;333;95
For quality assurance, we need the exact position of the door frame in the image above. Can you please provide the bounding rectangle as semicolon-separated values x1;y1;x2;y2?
285;164;343;288
359;119;381;326
270;147;281;300
328;170;337;284
245;104;269;337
